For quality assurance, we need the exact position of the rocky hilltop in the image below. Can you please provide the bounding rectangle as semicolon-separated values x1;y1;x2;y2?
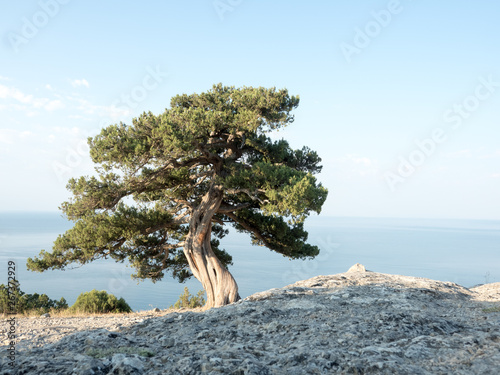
2;264;500;374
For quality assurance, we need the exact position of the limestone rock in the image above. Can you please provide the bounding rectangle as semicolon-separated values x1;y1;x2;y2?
2;269;500;374
347;263;367;273
110;354;144;374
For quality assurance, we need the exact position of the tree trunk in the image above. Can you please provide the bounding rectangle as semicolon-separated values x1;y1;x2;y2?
183;185;240;308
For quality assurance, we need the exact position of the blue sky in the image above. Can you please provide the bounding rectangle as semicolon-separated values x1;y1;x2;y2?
0;0;499;220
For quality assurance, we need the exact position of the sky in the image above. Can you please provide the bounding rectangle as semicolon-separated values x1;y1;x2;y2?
0;0;499;220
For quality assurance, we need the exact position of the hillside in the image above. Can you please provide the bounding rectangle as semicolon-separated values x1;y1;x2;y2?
2;264;500;374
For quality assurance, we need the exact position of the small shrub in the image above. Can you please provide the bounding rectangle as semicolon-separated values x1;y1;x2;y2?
69;289;132;314
170;287;205;309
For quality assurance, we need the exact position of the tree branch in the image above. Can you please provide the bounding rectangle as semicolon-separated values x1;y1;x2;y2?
224;212;271;248
225;188;269;205
217;202;252;213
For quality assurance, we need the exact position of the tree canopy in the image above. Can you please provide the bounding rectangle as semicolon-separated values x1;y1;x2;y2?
27;84;328;307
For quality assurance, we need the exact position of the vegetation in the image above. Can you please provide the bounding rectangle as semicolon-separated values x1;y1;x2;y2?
482;305;500;313
170;287;206;309
27;84;328;308
0;281;67;315
68;289;132;314
0;281;131;316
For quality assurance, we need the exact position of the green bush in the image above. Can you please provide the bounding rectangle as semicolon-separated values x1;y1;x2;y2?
69;289;132;314
0;281;68;315
170;287;205;309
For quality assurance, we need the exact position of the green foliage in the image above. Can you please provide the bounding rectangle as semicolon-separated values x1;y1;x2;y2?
27;84;328;285
68;289;132;314
170;287;206;309
0;281;68;315
482;305;500;313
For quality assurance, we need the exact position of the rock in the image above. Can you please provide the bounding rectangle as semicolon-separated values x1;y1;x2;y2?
160;337;175;347
110;354;144;374
41;313;50;318
152;307;161;313
71;354;109;375
347;263;367;273
1;269;500;374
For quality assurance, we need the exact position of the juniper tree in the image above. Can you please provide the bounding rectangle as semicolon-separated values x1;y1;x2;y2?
27;84;328;308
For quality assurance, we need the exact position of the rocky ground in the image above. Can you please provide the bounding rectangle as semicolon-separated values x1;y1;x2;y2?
2;264;500;374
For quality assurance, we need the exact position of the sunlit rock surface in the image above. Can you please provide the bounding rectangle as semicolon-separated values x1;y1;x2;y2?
2;265;500;374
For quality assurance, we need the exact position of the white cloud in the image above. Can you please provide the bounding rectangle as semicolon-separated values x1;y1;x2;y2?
329;154;380;178
0;129;15;144
445;149;472;159
443;149;500;160
0;129;35;144
72;97;130;120
20;131;33;138
334;154;375;167
70;79;90;88
0;76;11;81
1;81;132;124
44;99;64;111
491;173;500;179
479;150;500;159
0;84;65;112
68;114;87;120
0;103;27;111
0;84;31;103
52;126;83;135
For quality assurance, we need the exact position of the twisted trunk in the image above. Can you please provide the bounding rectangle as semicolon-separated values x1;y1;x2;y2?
183;184;240;308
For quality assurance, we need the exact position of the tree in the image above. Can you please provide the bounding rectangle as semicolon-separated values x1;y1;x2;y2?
27;84;328;308
0;282;68;315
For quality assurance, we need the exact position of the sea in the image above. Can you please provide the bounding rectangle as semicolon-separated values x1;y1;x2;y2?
1;212;499;312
